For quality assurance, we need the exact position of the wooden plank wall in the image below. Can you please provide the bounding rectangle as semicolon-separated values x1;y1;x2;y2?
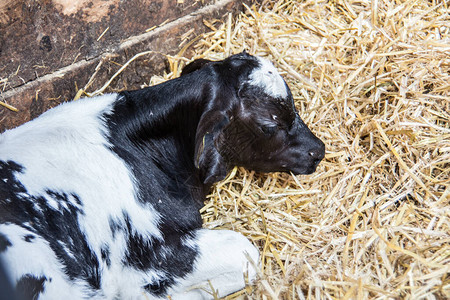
0;0;255;131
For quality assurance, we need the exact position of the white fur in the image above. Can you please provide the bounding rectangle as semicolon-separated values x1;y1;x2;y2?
249;57;288;98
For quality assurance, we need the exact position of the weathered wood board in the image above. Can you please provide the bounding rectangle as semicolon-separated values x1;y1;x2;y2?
0;0;254;132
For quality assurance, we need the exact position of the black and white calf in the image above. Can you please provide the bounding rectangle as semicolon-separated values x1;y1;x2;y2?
0;52;324;300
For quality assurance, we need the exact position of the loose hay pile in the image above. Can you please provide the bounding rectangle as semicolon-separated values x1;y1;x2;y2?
186;1;449;298
92;0;449;298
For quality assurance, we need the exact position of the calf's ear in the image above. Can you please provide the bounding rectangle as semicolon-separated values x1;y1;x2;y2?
181;58;213;76
195;111;229;185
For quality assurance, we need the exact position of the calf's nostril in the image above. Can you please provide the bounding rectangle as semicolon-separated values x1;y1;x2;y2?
308;147;325;160
309;150;320;158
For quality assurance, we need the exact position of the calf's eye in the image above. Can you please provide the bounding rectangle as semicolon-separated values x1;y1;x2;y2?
261;125;277;135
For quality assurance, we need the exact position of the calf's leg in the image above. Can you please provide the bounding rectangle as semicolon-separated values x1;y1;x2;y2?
169;229;259;300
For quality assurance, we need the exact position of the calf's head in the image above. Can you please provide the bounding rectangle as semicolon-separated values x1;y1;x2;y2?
183;52;325;184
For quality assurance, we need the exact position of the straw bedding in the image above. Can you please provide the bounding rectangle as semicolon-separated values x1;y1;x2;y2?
80;0;450;298
159;1;449;298
186;1;449;298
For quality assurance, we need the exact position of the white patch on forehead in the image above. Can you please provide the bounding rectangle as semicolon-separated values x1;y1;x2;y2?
249;57;288;98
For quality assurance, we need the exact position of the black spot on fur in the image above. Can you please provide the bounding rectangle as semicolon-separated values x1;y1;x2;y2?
16;274;46;300
23;234;35;243
101;245;111;267
108;217;122;238
0;232;12;252
0;160;101;291
0;160;26;197
143;279;171;295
